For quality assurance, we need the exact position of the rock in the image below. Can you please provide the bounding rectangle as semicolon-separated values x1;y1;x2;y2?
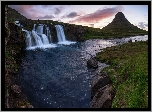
11;84;21;94
11;84;21;97
90;84;116;108
128;39;132;43
87;57;98;69
91;72;110;97
28;105;34;108
20;106;26;108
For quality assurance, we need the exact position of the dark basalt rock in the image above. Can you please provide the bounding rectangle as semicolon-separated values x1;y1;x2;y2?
87;57;98;69
91;72;110;98
11;84;21;98
90;84;116;108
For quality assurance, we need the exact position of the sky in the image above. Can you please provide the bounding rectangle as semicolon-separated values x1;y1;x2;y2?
8;5;148;31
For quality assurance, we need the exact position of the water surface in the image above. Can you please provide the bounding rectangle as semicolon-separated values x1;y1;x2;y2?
17;35;148;108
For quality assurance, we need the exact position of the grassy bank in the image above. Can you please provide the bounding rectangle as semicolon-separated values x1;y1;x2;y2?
82;30;148;40
96;41;148;108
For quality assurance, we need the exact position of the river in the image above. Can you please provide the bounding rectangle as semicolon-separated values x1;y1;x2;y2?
16;35;148;108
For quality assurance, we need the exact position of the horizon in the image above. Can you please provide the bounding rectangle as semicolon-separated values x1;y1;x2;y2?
8;5;148;31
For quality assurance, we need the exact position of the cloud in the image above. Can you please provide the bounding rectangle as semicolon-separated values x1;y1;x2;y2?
69;5;122;23
35;15;55;20
138;22;148;30
66;12;79;18
62;12;80;19
54;8;61;15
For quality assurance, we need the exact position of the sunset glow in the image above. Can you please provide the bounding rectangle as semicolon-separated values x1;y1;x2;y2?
8;5;148;31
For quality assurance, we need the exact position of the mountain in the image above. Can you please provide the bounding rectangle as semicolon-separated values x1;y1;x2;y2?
101;12;147;37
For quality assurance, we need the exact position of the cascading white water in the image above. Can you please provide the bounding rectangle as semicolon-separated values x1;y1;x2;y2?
45;26;52;43
36;24;44;34
31;30;43;46
55;25;76;45
22;24;57;49
16;21;76;49
33;24;36;31
22;29;32;47
39;34;50;45
55;25;66;42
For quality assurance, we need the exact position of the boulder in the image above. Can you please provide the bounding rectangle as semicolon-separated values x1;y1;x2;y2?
90;84;116;108
20;105;34;108
87;57;98;69
91;72;110;98
28;105;34;108
11;84;21;97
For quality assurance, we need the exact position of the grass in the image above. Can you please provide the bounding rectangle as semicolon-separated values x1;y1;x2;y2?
82;30;148;40
96;41;148;108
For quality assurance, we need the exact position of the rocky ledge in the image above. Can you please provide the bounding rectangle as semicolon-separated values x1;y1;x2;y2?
90;71;116;108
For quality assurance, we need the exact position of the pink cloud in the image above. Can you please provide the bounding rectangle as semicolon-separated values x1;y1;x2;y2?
69;6;122;23
35;15;55;20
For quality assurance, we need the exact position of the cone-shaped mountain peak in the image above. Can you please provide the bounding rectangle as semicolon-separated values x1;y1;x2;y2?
101;12;146;33
112;12;130;25
115;12;125;18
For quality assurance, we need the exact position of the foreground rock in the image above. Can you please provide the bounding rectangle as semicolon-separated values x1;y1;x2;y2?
90;84;116;108
90;71;116;108
11;84;21;97
87;57;98;69
91;72;110;97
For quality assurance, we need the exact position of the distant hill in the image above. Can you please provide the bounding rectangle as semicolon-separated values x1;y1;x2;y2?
101;12;148;38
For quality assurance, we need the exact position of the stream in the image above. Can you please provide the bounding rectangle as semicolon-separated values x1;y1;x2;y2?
16;35;148;108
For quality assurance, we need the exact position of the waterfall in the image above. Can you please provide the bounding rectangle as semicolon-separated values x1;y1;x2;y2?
39;34;49;45
16;21;76;50
55;25;76;45
22;29;32;47
33;24;36;31
55;25;66;42
36;24;44;34
31;30;43;46
45;26;52;43
22;24;57;49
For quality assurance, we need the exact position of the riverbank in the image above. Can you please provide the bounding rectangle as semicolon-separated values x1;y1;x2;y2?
96;41;148;108
5;22;33;108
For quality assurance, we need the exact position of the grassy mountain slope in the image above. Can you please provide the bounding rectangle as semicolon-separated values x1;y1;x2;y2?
100;12;148;38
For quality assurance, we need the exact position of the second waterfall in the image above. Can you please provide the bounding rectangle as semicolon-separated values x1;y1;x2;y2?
55;25;76;45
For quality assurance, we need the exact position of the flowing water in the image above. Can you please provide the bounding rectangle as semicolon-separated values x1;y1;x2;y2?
16;20;148;108
16;34;147;108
